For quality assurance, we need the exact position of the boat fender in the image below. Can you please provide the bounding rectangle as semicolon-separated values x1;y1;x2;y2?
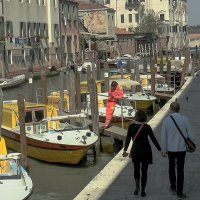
57;135;62;140
86;132;91;137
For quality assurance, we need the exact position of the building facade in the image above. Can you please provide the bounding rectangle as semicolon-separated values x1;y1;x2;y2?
104;0;139;32
144;0;188;51
78;2;115;59
0;0;79;77
104;0;188;51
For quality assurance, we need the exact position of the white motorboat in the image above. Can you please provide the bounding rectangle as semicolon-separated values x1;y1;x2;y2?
84;92;136;123
0;137;33;200
0;74;25;89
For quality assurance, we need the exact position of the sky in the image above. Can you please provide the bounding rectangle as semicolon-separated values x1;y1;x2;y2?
187;0;200;26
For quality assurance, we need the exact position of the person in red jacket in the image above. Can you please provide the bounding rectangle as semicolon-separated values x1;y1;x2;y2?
103;81;124;128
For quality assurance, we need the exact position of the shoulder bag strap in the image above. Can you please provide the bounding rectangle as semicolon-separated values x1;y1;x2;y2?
132;123;144;142
170;115;187;143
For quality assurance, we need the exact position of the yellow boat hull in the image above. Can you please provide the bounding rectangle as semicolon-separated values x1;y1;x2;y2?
132;100;154;110
4;137;89;165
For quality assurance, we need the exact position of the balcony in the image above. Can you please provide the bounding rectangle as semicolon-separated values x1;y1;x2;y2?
125;0;140;9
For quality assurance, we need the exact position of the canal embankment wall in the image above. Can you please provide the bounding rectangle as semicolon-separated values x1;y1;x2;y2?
74;75;195;200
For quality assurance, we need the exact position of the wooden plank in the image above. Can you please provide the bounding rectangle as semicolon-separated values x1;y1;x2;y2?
87;119;127;141
155;92;173;99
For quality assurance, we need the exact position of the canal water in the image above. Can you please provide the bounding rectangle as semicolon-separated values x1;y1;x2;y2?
3;75;114;200
3;73;160;200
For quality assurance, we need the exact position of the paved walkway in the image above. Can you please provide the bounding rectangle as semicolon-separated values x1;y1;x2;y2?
74;73;200;200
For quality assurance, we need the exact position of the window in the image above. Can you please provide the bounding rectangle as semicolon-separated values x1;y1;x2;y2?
53;0;57;7
35;110;44;122
135;14;139;23
121;15;124;23
43;23;48;37
129;14;132;23
36;0;40;5
160;14;165;21
41;0;45;6
7;50;12;64
19;0;23;3
27;22;31;36
25;111;32;123
6;21;13;36
20;22;26;37
27;0;31;3
54;24;59;37
44;48;48;61
55;48;60;60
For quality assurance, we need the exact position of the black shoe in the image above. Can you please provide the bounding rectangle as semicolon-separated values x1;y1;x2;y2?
134;188;139;195
169;188;176;195
177;194;186;199
141;191;146;197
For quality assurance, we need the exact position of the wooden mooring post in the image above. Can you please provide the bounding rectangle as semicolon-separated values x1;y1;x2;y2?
0;88;3;137
59;70;64;113
28;72;33;102
40;69;47;104
17;94;28;170
89;77;100;154
104;61;109;92
75;69;81;113
68;69;76;114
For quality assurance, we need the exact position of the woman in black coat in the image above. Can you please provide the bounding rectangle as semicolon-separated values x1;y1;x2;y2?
122;110;161;197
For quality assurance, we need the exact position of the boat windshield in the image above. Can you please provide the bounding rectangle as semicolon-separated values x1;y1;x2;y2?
59;117;88;130
118;98;132;107
0;158;21;178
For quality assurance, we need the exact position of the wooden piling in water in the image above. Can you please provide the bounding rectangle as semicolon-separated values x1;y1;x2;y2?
17;94;28;169
150;57;156;96
59;70;64;113
69;69;76;114
180;47;190;86
87;65;92;92
159;48;164;74
88;78;100;154
75;69;81;113
0;89;3;137
96;61;101;80
40;69;47;104
143;57;148;73
28;72;33;102
104;61;109;92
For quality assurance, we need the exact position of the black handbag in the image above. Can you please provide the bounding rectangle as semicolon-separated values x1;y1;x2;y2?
170;116;196;153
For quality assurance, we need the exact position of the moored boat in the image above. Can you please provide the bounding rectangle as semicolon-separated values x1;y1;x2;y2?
0;74;25;89
108;78;157;110
84;92;136;124
1;101;98;165
0;137;33;200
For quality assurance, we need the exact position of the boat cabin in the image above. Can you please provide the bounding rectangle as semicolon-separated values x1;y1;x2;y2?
2;101;59;134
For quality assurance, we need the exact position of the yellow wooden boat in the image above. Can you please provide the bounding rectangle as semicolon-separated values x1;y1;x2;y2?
47;80;104;112
109;78;157;110
1;101;98;165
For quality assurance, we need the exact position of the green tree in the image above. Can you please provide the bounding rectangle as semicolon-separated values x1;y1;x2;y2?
135;9;159;33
